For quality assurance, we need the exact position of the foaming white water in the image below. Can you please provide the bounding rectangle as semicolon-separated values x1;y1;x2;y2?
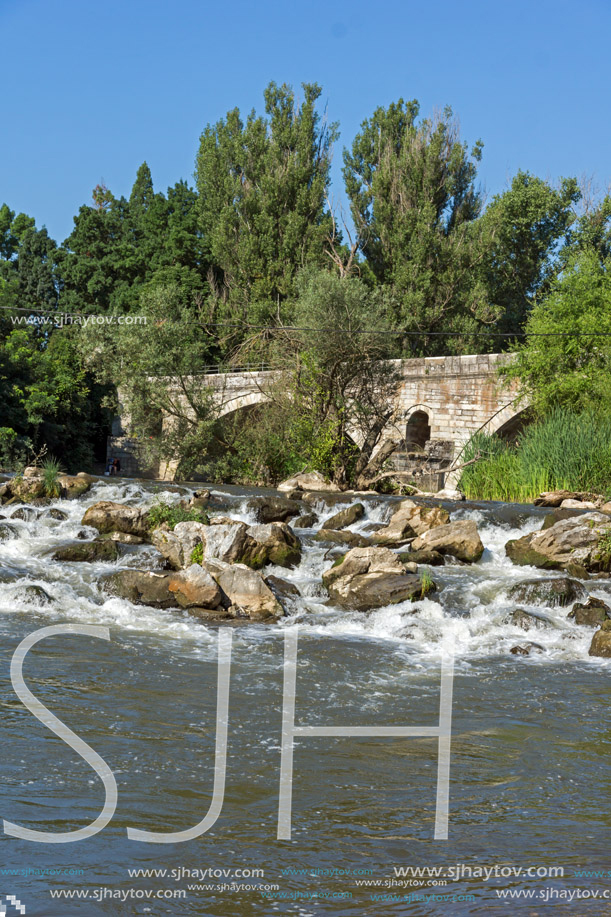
1;480;609;667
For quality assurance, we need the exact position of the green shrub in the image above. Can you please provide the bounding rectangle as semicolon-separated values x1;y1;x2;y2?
459;408;611;502
190;543;204;565
42;457;64;497
147;499;209;530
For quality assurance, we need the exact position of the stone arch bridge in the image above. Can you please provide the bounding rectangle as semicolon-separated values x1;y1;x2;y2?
110;353;524;488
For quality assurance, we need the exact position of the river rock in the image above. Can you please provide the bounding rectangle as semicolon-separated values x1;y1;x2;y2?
109;532;144;544
12;506;37;521
207;561;284;620
314;529;371;547
13;584;53;605
278;471;340;493
507;608;549;631
507;577;586;608
322;546;435;610
510;642;546;656
10;474;45;501
45;508;69;521
58;473;94;499
372;500;450;547
81;501;150;537
265;575;301;600
292;513;318;529
411;520;484;563
560;498;600;510
589;620;611;657
505;512;611;572
247;495;302;524
167;564;223;609
568;596;611;627
0;523;19;542
323;503;365;530
246;523;301;568
398;549;445;566
534;490;581;507
52;539;119;563
101;570;176;607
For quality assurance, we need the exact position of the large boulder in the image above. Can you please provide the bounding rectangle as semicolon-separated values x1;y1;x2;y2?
277;471;340;493
245;523;301;568
534;490;582;507
506;609;550;631
167;565;223;609
322;546;436;611
372;499;449;547
52;539;119;563
323;503;365;530
101;570;176;607
412;520;484;563
508;577;585;608
153;520;298;570
58;473;94;499
81;501;150;537
10;474;46;501
292;513;318;529
207;561;284;621
568;597;611;627
247;495;302;524
398;549;445;566
589;620;611;657
505;512;611;572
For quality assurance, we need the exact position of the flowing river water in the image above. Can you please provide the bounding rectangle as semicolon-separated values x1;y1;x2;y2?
0;479;609;916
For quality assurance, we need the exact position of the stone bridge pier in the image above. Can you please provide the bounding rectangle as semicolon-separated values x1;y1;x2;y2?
108;353;525;489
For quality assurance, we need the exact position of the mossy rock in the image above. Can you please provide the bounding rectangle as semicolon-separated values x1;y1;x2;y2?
508;577;586;608
52;539;119;563
505;536;562;569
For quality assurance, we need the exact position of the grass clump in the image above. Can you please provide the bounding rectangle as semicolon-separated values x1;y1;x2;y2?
42;457;63;497
147;499;209;530
418;569;435;600
459;408;611;503
190;543;204;565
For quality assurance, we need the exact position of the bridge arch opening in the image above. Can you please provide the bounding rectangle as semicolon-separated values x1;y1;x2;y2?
405;410;431;451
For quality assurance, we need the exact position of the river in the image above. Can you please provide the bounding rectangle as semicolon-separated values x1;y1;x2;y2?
0;479;609;915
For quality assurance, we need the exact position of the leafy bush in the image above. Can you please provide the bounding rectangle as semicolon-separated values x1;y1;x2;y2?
190;543;204;565
0;427;31;472
147;499;209;530
459;408;611;502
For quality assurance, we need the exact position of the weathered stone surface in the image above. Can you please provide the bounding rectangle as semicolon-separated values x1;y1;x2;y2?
314;529;371;547
322;545;435;610
398;549;445;566
412;520;484;563
246;523;301;568
101;570;176;607
11;475;45;501
152;522;210;569
372;499;450;547
81;501;150;537
505;512;611;572
58;473;94;499
510;642;546;656
278;471;340;493
560;498;600;510
323;503;365;530
208;562;284;621
534;490;581;507
588;620;611;657
507;577;586;608
167;564;223;609
292;513;318;529
265;575;301;600
52;539;119;563
109;531;144;544
45;508;69;521
568;597;611;627
248;495;302;524
435;488;465;501
506;608;549;631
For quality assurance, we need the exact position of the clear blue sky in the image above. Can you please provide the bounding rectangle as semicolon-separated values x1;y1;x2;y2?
2;0;610;243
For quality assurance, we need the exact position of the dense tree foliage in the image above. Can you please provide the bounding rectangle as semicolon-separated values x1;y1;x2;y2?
1;80;604;480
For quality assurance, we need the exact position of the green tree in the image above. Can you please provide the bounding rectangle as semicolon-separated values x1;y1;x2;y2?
506;247;611;415
343;100;488;354
195;81;338;350
477;171;580;339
